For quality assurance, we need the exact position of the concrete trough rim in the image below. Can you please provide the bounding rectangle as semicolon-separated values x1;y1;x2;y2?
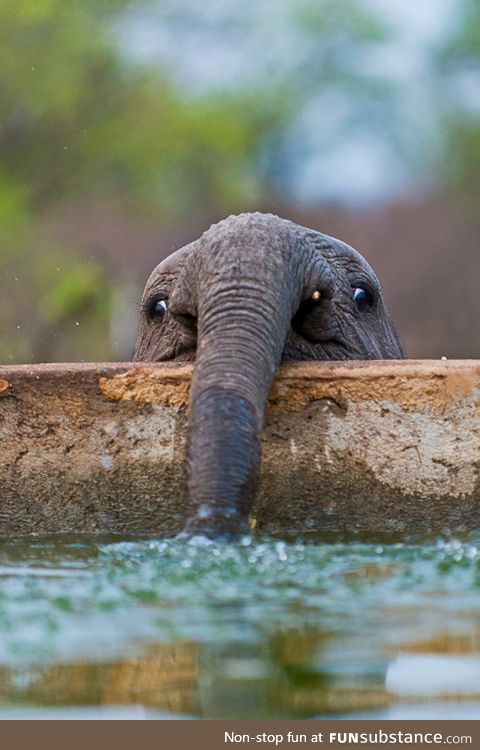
1;358;480;378
2;358;479;411
2;358;480;405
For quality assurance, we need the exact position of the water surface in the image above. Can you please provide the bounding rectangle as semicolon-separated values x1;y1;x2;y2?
0;532;479;719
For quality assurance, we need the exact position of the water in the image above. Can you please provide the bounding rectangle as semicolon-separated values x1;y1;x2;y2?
0;533;479;719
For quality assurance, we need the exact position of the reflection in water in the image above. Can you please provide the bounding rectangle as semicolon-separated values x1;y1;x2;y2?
386;655;480;697
0;534;478;718
0;645;197;714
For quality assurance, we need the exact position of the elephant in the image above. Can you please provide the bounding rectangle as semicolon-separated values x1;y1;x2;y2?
134;212;402;538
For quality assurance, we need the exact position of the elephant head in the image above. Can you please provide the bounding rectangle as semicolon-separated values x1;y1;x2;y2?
134;213;402;538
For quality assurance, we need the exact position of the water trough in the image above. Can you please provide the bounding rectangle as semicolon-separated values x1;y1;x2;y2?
0;360;479;537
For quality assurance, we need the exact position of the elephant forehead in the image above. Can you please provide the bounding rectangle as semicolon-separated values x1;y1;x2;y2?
156;240;197;273
314;232;379;280
144;219;378;294
143;241;198;296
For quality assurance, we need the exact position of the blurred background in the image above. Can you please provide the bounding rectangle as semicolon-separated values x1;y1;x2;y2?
1;0;480;363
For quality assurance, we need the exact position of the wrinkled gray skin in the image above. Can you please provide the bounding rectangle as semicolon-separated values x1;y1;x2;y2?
134;213;402;538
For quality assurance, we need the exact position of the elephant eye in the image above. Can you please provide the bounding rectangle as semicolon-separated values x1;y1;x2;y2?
353;287;372;310
147;297;168;320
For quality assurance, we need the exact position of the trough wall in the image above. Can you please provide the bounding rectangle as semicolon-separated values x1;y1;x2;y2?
0;361;479;537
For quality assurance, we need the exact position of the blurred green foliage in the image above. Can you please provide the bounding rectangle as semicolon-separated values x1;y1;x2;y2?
0;0;269;360
0;0;277;224
0;0;152;354
438;0;480;217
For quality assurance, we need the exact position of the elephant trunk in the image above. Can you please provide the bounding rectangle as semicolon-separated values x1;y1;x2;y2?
180;216;318;538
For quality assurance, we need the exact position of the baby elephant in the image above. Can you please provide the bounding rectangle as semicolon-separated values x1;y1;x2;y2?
134;213;402;538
